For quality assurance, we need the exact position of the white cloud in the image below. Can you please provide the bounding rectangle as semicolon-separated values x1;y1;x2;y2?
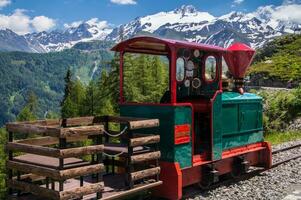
234;0;244;4
32;16;56;32
0;9;31;35
271;4;301;23
110;0;137;5
0;9;56;35
0;0;11;8
64;20;83;29
231;0;244;7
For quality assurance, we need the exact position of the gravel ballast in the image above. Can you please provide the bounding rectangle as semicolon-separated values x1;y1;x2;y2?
184;140;301;200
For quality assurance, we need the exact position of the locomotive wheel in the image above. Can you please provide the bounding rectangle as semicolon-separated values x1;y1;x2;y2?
230;156;249;178
199;164;219;190
198;180;212;190
230;166;243;178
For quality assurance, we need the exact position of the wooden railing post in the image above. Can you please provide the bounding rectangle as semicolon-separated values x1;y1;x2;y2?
104;116;109;174
59;119;67;192
59;137;66;192
96;128;103;199
127;128;134;189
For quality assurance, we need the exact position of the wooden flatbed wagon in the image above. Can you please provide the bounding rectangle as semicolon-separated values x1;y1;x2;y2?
6;116;162;200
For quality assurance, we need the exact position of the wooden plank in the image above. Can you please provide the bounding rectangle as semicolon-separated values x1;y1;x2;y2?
63;116;96;127
16;136;59;146
131;151;161;164
7;142;103;158
11;119;60;126
130;135;160;147
59;182;104;200
129;119;159;130
7;179;60;200
60;125;103;138
59;164;104;180
6;142;60;157
101;181;162;200
130;167;160;181
16;135;89;146
59;145;104;158
6;123;60;137
12;173;45;182
7;160;60;180
7;160;104;180
13;154;86;169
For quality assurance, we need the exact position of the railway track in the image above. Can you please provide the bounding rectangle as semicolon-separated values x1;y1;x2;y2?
272;143;301;167
183;143;301;198
272;143;301;155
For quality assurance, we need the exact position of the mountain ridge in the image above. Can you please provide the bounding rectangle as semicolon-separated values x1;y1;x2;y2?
0;5;300;53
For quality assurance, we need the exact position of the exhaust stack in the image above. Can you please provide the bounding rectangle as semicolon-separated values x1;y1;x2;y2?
224;43;255;94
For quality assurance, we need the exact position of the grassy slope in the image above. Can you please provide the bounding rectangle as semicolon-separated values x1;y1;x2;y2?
248;34;301;81
265;131;301;145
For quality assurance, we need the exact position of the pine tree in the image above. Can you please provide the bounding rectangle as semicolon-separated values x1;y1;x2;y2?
17;106;37;122
150;56;168;102
82;80;97;116
17;91;38;122
61;69;86;118
61;96;77;118
61;68;73;106
27;91;38;113
95;70;117;115
71;80;85;111
107;54;120;107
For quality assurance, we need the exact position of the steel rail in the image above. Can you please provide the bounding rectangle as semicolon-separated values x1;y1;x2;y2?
272;143;301;155
272;154;301;168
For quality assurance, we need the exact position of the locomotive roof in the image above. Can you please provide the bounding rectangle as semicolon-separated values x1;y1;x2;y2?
111;36;226;55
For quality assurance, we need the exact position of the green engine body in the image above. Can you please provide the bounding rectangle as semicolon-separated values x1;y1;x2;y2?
120;92;263;169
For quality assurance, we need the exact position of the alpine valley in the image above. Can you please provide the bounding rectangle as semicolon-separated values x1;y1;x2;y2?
0;4;300;126
1;5;300;53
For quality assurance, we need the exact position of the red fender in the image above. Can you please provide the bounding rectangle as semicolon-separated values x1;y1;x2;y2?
153;162;182;200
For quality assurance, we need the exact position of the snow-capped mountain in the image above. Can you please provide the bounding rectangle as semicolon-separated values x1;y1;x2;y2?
107;5;300;48
0;29;42;52
106;5;215;41
25;18;113;52
0;5;300;53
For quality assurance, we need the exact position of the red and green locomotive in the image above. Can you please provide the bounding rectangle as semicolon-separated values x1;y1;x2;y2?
112;36;272;200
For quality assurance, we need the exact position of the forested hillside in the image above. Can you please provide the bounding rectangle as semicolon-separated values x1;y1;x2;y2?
0;48;113;126
59;53;169;118
248;34;301;82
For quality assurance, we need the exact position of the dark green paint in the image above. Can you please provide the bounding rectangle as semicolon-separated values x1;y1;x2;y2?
220;92;264;151
120;105;192;168
212;93;223;160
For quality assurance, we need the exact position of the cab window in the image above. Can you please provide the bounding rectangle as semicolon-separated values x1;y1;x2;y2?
205;56;217;81
176;57;185;82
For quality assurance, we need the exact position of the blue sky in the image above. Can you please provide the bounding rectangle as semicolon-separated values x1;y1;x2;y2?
0;0;299;34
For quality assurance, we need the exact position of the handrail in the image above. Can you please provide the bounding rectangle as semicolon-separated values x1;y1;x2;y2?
103;126;128;137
